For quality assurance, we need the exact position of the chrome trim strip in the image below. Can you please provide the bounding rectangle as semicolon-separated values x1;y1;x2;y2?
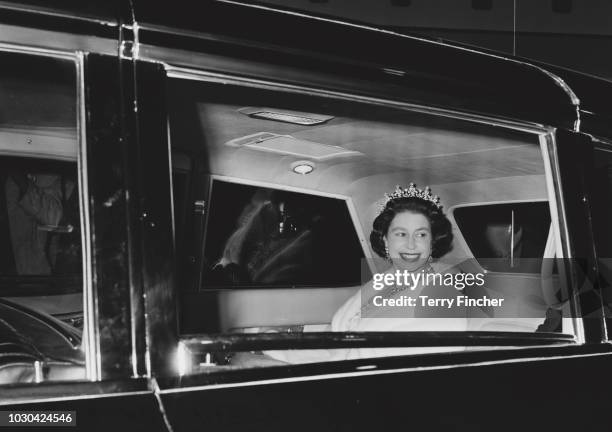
159;348;611;394
583;134;610;342
167;117;176;249
0;2;118;27
533;68;580;108
165;67;554;136
34;361;43;383
76;51;101;381
588;134;612;147
539;132;585;342
539;133;571;259
133;21;141;60
0;26;116;56
574;106;581;132
137;23;241;43
0;389;152;407
214;0;580;108
0;41;77;60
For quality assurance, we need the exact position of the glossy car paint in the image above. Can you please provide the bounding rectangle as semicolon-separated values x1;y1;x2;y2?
0;1;611;431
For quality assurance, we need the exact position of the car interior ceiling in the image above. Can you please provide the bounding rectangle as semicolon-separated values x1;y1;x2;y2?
195;102;543;188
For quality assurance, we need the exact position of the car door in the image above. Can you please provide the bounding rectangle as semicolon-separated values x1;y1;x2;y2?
118;4;612;429
0;19;169;431
147;62;612;431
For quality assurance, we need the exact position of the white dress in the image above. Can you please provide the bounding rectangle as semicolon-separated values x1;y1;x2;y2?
266;265;469;364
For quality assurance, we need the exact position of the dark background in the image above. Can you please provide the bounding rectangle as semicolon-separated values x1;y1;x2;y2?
256;0;612;81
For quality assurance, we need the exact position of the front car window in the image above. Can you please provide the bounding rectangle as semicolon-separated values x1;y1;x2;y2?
0;51;85;385
168;77;575;373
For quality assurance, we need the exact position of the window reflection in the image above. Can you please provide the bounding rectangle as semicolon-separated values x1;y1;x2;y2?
0;52;84;385
204;180;365;288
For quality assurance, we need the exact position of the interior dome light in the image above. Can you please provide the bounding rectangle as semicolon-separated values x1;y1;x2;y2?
291;160;315;175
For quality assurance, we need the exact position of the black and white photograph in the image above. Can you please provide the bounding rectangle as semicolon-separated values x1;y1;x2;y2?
1;0;611;430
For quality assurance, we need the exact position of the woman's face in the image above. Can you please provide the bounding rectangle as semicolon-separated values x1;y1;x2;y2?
384;211;432;271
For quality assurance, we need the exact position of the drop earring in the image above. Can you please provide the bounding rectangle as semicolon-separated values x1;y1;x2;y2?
384;244;390;260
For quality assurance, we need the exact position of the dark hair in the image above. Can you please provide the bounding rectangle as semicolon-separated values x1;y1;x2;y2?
370;197;453;259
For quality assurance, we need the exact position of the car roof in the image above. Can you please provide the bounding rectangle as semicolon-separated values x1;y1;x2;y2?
3;0;612;138
132;0;612;136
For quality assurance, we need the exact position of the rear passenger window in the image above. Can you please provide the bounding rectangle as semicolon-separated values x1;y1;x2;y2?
203;180;365;288
0;52;85;385
453;202;551;273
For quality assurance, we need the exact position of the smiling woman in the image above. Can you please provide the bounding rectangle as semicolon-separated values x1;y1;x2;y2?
372;183;453;271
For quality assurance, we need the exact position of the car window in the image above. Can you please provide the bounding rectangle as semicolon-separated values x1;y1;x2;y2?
453;202;552;273
0;51;85;385
203;179;365;288
167;77;574;372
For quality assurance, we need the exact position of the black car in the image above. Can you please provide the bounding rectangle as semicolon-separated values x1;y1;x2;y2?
0;1;611;430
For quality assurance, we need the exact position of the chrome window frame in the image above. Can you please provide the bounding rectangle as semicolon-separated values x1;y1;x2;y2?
0;43;98;381
163;66;580;344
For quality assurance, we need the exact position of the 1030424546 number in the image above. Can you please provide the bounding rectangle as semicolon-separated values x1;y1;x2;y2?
0;411;76;426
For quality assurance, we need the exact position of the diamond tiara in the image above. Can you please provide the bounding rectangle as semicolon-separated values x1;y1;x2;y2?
378;183;442;214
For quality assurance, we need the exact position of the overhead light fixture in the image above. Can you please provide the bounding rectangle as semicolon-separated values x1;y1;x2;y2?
291;160;315;175
238;107;334;126
226;133;363;161
250;112;323;125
